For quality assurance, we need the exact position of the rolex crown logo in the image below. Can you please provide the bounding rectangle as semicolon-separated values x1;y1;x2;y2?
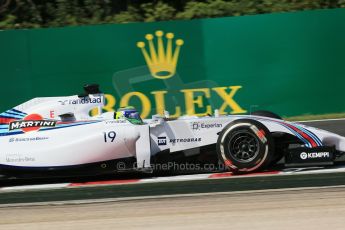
137;30;184;79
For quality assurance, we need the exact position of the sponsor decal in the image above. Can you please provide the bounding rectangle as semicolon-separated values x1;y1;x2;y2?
6;157;35;163
157;136;167;146
9;137;49;143
58;100;68;105
300;151;330;160
49;110;55;118
8;114;56;132
137;30;184;80
90;30;247;119
91;87;247;119
170;137;201;143
300;152;307;160
5;153;35;163
58;97;102;106
105;120;127;124
191;122;222;131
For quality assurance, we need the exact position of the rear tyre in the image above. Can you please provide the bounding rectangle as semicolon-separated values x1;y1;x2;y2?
216;119;275;173
251;110;282;120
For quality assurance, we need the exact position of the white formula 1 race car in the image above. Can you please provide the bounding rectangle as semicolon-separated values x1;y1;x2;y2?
0;84;344;179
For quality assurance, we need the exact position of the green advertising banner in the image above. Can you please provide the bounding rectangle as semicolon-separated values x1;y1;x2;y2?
0;8;345;118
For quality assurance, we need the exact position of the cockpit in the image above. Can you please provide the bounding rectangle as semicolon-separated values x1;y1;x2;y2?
115;107;143;124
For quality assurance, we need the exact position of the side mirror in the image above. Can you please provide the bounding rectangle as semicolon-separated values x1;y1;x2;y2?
84;84;101;94
59;113;76;122
79;84;102;97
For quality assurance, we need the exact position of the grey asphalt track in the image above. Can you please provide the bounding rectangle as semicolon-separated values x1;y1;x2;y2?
1;186;345;230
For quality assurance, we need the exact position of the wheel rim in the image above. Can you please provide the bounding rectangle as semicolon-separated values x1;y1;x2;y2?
228;131;260;163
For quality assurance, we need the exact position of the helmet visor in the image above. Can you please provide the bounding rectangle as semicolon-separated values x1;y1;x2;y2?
127;111;141;120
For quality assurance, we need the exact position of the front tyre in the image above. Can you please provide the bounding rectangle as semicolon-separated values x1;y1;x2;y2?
216;119;275;173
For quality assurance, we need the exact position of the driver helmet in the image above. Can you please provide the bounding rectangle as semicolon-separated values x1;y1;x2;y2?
115;106;143;124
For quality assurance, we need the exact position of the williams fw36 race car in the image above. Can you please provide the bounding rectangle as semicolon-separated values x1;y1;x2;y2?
1;84;345;179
